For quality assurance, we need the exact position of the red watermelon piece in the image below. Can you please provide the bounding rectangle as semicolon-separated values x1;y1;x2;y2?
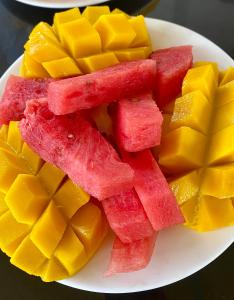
102;189;154;243
115;92;163;152
0;75;53;125
20;98;134;200
47;59;157;115
106;233;157;276
150;45;193;109
123;150;184;231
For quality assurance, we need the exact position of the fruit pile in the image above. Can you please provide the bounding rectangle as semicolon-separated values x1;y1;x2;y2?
0;6;233;282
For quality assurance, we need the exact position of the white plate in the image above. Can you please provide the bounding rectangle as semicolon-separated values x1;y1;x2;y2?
15;0;110;9
0;18;234;293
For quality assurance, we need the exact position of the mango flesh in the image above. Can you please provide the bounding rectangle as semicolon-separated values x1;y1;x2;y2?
0;121;108;281
159;62;234;231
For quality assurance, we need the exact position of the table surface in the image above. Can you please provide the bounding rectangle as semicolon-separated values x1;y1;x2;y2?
0;0;233;299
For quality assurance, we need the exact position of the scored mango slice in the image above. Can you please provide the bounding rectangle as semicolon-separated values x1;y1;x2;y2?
159;63;234;231
0;121;108;281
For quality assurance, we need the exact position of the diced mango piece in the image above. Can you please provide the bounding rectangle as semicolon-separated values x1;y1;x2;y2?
193;61;219;83
169;170;201;205
7;121;23;153
54;227;87;275
0;191;7;216
219;70;226;84
208;124;234;164
21;143;43;175
216;80;234;107
41;257;68;282
180;197;197;227
201;165;234;198
29;22;59;44
59;18;102;58
71;203;104;253
94;14;136;50
11;236;46;274
159;127;206;173
114;47;151;62
213;100;234;133
129;15;150;47
91;104;113;136
42;57;82;78
22;52;49;79
82;6;110;25
30;201;67;258
54;179;90;219
5;175;49;225
169;91;211;134
182;65;217;101
77;52;118;73
25;34;68;63
219;67;234;86
195;196;234;231
37;162;65;196
111;8;130;18
0;149;30;193
0;211;30;256
0;125;8;141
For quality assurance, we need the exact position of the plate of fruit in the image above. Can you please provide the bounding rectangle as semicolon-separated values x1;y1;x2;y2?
0;6;233;294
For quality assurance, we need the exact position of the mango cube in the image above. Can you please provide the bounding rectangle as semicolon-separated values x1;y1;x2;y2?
30;201;67;258
111;8;130;18
0;191;7;216
54;179;90;219
0;125;8;141
129;15;150;47
22;52;49;79
180;197;197;227
7;121;23;153
91;104;113;136
41;257;68;282
114;47;151;62
21;143;43;175
216;80;234;107
77;52;118;73
82;6;110;25
193;61;219;84
42;57;82;78
213;100;234;133
219;67;234;86
182;65;217;101
59;18;102;58
159;127;206;173
94;14;136;50
169;91;211;134
29;22;59;44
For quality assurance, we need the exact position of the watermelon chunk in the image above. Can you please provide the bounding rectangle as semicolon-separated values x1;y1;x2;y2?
106;233;157;276
150;46;193;109
20;98;134;199
115;93;163;152
47;59;156;115
0;75;53;125
102;189;154;243
123;150;184;231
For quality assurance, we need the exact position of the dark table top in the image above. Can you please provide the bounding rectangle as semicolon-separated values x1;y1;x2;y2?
0;0;234;299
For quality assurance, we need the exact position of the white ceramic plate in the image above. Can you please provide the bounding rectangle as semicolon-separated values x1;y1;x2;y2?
0;18;234;293
15;0;110;9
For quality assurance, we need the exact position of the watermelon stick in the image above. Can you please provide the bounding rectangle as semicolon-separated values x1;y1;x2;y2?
47;59;156;115
122;150;184;231
105;233;157;276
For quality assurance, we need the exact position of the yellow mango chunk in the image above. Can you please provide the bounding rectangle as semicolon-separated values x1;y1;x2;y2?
54;227;87;275
82;6;110;25
216;80;234;107
0;125;8;141
22;52;49;79
169;91;211;134
169;170;201;205
0;191;7;216
54;179;90;219
59;18;102;58
25;34;68;63
213;100;234;133
42;57;82;78
21;143;43;175
0;211;30;256
37;163;65;196
41;257;68;282
91;104;113;136
11;236;46;274
208;124;234;164
111;8;130;18
94;14;136;50
77;52;118;73
159;127;206;173
195;196;234;231
114;47;151;62
129;15;150;47
182;65;217;101
29;22;59;44
71;202;104;253
219;67;234;86
193;61;219;83
201;165;234;198
30;201;67;258
7;121;23;153
180;197;197;227
5;174;49;225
